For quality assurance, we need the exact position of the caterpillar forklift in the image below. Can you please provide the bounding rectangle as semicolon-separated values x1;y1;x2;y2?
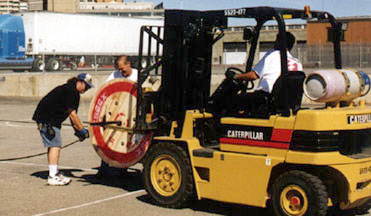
133;6;371;216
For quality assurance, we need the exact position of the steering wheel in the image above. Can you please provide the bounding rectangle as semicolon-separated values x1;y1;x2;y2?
225;67;254;90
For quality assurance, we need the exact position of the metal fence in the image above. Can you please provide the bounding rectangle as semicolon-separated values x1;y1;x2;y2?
292;43;371;68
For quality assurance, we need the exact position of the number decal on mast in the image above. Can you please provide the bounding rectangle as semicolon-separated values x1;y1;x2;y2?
224;8;247;16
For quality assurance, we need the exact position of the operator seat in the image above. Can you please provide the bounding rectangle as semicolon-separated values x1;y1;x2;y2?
244;70;305;118
207;71;305;118
270;71;306;115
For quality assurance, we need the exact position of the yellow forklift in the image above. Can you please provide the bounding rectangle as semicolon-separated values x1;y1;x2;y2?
133;6;371;216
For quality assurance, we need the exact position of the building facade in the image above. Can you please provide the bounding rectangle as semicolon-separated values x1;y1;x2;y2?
45;0;163;17
307;16;371;44
213;24;307;65
0;0;20;14
306;16;371;68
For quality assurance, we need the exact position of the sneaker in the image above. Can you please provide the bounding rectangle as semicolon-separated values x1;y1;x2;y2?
56;172;72;184
47;175;70;186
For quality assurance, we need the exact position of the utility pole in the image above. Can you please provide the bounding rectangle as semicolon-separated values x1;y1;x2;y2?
322;0;324;11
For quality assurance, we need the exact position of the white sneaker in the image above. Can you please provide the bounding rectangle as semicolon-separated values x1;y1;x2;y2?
56;172;72;184
47;173;71;186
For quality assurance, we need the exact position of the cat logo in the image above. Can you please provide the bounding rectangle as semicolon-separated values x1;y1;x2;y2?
360;166;371;175
227;130;264;141
348;114;371;124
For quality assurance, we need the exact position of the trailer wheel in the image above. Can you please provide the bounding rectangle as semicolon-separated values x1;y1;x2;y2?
143;142;194;208
46;58;62;71
272;170;328;216
31;58;45;72
70;62;77;71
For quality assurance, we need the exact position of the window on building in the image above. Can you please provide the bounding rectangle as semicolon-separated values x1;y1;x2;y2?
327;27;345;42
223;42;247;52
259;42;275;52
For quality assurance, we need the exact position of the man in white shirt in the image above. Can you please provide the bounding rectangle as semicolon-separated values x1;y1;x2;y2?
106;55;138;82
226;32;303;115
98;55;138;178
231;31;302;93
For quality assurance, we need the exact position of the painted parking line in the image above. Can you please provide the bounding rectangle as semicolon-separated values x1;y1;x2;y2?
32;189;145;216
0;161;96;172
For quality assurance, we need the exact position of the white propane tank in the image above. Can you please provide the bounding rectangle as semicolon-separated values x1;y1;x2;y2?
304;69;370;104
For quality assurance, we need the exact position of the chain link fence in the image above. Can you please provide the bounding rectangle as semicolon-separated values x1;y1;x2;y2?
292;43;371;69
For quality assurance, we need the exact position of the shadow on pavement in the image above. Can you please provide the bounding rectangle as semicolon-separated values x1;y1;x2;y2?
78;167;144;192
31;169;84;180
32;169;367;216
136;194;271;216
31;168;144;192
136;195;366;216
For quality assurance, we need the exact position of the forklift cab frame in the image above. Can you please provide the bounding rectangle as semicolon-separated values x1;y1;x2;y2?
136;6;344;132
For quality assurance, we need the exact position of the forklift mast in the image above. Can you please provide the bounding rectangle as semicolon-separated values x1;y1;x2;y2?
159;10;226;123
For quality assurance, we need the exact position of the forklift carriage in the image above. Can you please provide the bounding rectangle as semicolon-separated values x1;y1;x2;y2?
134;6;371;216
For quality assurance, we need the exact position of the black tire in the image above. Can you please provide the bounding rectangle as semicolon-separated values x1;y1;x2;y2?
12;70;24;73
70;62;77;71
272;170;328;216
46;58;62;71
31;58;45;72
143;142;194;208
355;200;371;215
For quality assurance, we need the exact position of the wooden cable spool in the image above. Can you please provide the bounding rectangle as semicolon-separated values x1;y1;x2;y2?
88;78;153;168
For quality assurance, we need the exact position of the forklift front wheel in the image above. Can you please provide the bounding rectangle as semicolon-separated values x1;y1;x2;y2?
355;200;371;215
272;170;328;216
143;142;194;208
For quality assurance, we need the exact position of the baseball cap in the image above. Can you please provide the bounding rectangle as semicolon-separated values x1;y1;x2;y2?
77;73;94;88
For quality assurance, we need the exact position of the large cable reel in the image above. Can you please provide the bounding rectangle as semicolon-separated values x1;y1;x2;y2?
88;78;153;168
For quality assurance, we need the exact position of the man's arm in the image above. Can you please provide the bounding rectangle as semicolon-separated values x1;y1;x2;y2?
105;72;114;83
235;71;259;81
69;109;89;141
69;110;84;131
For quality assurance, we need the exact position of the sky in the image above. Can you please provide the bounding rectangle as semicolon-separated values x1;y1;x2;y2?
148;0;371;25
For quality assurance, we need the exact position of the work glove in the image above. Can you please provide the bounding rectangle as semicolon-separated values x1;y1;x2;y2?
74;128;89;141
225;70;237;80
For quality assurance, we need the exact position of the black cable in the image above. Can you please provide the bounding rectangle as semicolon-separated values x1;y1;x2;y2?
0;119;88;127
0;119;88;161
0;139;80;162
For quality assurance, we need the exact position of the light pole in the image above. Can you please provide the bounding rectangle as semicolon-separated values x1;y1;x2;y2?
322;0;324;11
180;0;183;9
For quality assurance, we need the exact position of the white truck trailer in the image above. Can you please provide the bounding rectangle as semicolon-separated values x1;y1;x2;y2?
10;12;163;71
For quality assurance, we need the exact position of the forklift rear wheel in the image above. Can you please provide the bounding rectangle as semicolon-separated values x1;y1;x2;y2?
143;142;194;208
272;170;328;216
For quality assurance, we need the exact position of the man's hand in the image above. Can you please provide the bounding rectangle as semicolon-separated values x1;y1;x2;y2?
74;128;89;141
225;70;237;80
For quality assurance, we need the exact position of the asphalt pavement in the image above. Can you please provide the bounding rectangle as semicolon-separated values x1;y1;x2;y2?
0;90;369;216
0;97;271;216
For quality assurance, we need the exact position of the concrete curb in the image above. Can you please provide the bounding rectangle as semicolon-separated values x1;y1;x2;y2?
1;73;371;105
